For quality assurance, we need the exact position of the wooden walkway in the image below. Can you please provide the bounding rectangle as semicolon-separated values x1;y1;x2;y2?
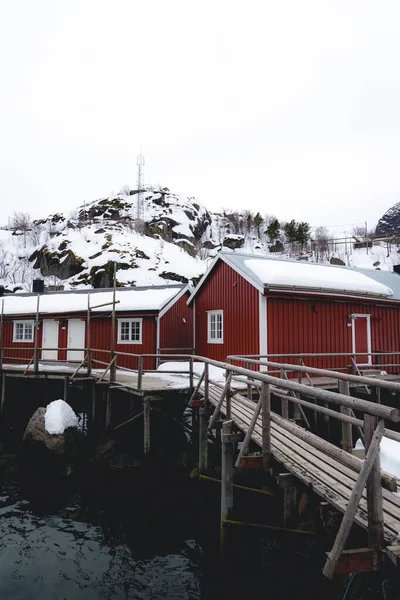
206;382;400;567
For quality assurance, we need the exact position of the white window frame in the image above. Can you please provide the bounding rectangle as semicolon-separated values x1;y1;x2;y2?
351;313;372;366
13;320;35;343
117;318;143;344
207;310;224;344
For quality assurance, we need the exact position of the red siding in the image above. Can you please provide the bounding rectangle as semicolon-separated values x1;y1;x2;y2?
159;292;193;355
90;316;157;370
267;295;400;372
2;320;42;364
195;261;260;361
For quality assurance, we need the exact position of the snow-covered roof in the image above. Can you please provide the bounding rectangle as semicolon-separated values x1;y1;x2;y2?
188;253;398;301
0;285;185;316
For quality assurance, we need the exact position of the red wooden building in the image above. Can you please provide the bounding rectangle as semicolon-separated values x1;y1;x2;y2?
188;252;400;372
1;285;193;371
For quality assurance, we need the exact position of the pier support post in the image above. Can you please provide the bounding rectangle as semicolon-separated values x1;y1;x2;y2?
105;387;112;431
221;420;234;555
63;377;69;403
339;380;353;453
144;397;151;456
364;414;384;551
279;473;298;529
199;407;208;474
0;373;5;439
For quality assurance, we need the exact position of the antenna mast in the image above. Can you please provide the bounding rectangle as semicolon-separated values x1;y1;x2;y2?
136;153;145;220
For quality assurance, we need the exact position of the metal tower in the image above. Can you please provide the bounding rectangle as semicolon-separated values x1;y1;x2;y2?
136;153;145;220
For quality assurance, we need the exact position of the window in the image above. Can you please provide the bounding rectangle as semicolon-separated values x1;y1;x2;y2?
117;318;142;344
207;310;223;344
13;320;34;342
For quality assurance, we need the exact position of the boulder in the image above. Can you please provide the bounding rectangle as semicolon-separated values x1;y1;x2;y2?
222;235;245;250
22;405;82;458
330;257;346;266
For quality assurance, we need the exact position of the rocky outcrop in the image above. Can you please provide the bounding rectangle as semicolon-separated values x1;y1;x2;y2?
29;247;85;279
376;202;400;235
330;257;346;266
222;235;245;250
21;407;82;457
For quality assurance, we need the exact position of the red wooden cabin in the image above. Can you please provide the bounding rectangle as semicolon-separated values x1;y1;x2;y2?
188;252;400;373
1;285;193;371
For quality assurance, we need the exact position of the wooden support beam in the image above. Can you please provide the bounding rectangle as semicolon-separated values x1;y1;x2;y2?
0;373;5;423
323;418;384;579
364;414;384;551
199;407;208;474
238;454;264;469
221;420;234;555
339;380;353;453
63;377;68;403
235;396;262;468
279;473;298;529
208;372;233;429
143;397;150;456
261;382;271;469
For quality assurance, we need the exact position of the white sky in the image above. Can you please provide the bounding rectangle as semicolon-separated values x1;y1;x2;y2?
1;0;400;230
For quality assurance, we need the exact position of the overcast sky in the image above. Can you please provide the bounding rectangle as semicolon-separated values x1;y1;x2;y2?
1;1;400;232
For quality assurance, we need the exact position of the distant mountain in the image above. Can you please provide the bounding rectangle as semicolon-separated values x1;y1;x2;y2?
376;202;400;236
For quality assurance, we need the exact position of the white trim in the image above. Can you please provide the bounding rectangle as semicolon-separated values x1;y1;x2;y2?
207;310;224;344
351;313;372;366
13;320;34;342
259;293;268;372
117;317;143;344
155;316;160;367
193;298;196;352
187;254;264;305
158;285;189;318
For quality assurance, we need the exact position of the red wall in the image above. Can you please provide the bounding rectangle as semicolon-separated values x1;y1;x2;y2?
90;315;157;370
2;321;41;364
159;292;193;356
267;294;400;372
194;260;260;361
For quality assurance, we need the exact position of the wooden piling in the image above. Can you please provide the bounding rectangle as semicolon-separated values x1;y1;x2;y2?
199;407;208;474
221;420;234;555
338;380;353;453
63;377;69;402
105;386;112;431
279;473;298;529
143;397;151;456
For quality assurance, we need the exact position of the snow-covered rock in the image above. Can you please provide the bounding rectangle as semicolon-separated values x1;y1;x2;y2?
45;400;79;435
376;201;400;236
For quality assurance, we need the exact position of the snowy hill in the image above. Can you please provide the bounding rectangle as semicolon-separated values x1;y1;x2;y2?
0;186;399;293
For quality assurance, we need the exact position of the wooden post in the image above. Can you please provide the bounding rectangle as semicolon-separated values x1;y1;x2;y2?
235;397;262;468
143;397;151;456
261;382;271;469
33;294;40;373
364;414;384;551
221;420;234;555
63;377;68;402
339;380;353;453
137;355;143;391
323;418;384;578
86;292;92;376
375;386;381;405
199;406;208;474
279;474;298;529
247;361;252;399
189;357;194;394
91;380;96;427
280;369;289;419
110;262;117;383
204;362;209;408
0;373;5;418
105;387;112;431
226;370;232;420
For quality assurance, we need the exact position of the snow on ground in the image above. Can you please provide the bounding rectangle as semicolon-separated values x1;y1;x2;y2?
44;399;79;435
157;361;247;389
245;257;393;297
355;437;400;479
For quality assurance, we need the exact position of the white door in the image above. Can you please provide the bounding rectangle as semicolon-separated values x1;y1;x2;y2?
67;319;85;361
351;314;372;366
42;320;59;360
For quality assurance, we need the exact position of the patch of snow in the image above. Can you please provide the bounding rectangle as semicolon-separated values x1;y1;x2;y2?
245;258;393;297
44;399;79;435
355;437;400;479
